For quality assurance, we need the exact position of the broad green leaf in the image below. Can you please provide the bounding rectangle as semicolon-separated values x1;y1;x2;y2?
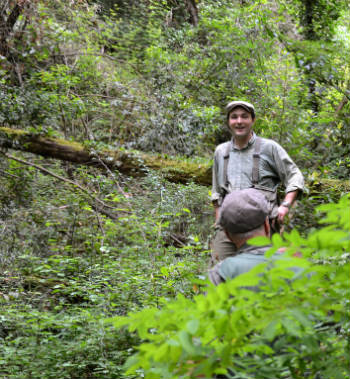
186;319;199;335
248;236;270;246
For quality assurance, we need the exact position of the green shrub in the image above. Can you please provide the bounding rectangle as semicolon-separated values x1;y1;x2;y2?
111;194;350;379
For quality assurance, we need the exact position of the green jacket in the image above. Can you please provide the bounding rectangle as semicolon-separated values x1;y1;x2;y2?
208;243;270;285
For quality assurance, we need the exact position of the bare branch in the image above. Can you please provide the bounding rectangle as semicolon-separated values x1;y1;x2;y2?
0;151;120;219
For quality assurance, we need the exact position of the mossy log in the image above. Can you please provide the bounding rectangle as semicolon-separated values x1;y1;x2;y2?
0;127;349;193
0;127;212;185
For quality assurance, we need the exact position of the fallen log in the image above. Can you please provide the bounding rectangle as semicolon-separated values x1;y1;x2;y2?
0;126;212;185
0;126;349;193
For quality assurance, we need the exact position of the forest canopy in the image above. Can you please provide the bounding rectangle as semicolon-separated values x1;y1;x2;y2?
0;1;349;378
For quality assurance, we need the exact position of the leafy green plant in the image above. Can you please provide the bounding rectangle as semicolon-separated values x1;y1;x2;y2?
0;165;211;378
0;307;138;379
111;194;350;379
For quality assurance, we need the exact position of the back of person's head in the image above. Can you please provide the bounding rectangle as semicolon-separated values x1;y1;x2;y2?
219;188;269;237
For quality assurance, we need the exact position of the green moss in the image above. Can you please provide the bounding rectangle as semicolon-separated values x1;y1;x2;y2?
0;126;28;136
49;137;85;151
319;178;350;193
308;178;350;195
0;127;86;152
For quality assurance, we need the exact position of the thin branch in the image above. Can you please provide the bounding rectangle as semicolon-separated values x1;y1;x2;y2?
335;95;349;116
170;233;186;247
92;152;149;244
0;167;20;179
0;151;115;211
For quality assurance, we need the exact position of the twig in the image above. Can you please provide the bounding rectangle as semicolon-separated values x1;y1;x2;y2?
92;153;150;244
0;167;20;179
0;151;114;211
170;233;186;247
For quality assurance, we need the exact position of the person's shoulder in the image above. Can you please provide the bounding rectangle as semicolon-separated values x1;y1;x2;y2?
258;136;277;146
258;136;284;151
214;141;231;155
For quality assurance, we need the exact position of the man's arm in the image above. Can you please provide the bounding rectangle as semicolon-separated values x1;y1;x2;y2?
271;142;305;224
211;148;223;220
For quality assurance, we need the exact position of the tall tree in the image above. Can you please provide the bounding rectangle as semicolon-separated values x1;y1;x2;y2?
281;0;347;114
0;0;31;84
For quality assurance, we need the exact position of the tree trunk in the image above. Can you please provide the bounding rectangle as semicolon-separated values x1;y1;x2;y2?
0;3;21;57
185;0;199;26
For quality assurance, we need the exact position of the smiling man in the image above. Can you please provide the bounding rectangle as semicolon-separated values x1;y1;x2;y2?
211;100;304;263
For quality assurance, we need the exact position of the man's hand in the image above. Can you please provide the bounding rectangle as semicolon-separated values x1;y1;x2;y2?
278;190;299;224
277;204;289;224
215;206;220;222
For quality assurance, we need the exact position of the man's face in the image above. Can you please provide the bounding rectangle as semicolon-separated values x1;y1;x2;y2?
228;106;255;139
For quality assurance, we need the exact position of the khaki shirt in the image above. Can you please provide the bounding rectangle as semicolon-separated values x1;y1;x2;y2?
211;133;304;217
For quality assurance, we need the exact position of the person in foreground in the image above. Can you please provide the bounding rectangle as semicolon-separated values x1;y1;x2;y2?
211;100;304;262
209;188;287;286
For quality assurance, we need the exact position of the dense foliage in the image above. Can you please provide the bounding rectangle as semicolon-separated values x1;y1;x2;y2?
112;195;350;379
0;0;349;378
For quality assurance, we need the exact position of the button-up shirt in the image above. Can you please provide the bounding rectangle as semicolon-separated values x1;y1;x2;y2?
211;133;304;214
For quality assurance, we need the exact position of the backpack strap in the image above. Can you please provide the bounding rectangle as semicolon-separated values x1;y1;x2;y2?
223;142;231;189
252;137;261;186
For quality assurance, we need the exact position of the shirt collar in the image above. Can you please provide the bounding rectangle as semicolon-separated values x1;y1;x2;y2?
237;241;271;254
231;132;256;151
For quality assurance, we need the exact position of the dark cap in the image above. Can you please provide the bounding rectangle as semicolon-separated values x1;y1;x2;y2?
219;189;269;234
226;100;255;119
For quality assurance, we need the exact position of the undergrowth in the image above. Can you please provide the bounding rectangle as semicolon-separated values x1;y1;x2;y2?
0;156;348;378
0;164;211;378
